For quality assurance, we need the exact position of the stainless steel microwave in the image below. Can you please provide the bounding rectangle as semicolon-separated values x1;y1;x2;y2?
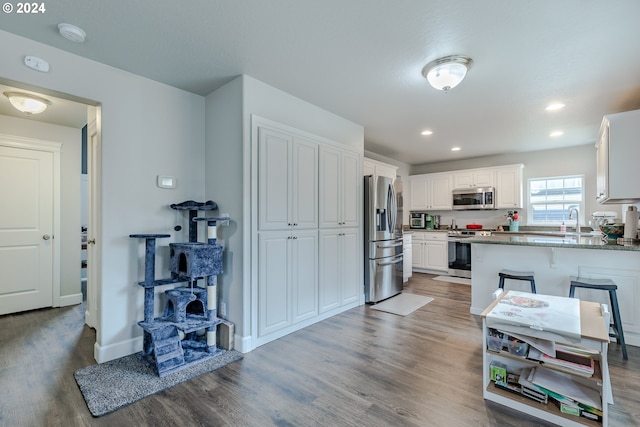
452;187;495;210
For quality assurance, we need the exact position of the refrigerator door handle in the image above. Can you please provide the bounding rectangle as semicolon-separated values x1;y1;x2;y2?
376;242;403;248
376;255;403;267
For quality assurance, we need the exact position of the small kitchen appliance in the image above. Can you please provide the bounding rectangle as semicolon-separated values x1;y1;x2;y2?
425;214;434;229
410;212;426;229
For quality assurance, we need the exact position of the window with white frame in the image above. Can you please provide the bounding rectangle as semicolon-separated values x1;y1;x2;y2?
527;175;584;225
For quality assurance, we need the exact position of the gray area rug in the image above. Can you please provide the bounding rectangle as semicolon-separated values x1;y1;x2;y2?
370;293;434;316
74;349;243;417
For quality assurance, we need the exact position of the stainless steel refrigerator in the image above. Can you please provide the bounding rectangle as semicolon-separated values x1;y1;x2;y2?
364;175;403;303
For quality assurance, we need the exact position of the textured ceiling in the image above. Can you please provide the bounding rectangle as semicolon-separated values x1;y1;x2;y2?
1;0;639;164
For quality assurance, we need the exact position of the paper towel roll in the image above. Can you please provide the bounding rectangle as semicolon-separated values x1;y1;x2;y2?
624;206;639;239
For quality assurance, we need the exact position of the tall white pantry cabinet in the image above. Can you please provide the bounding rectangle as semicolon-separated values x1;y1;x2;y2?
255;119;363;347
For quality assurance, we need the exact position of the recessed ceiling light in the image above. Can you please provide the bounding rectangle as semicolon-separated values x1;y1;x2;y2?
546;103;565;111
550;130;564;137
451;147;461;151
421;130;433;136
58;23;86;43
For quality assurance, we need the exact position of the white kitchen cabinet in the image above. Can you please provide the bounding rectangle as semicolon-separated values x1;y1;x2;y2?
596;109;640;203
411;231;448;272
403;233;412;282
320;147;360;228
495;164;524;209
319;228;360;313
481;293;611;426
453;169;495;189
258;229;318;337
409;173;452;211
363;157;397;180
258;126;318;231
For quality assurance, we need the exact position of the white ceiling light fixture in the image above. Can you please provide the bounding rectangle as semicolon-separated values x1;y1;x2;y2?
545;103;565;111
451;146;461;151
421;130;433;136
422;55;473;92
550;130;564;137
3;91;51;114
58;23;86;43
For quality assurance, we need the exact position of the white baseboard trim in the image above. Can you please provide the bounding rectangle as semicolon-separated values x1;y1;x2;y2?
234;333;252;353
94;336;143;363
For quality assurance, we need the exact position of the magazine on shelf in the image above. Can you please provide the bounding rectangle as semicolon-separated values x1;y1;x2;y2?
485;291;582;343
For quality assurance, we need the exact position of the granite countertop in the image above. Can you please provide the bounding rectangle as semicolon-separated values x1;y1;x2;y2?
467;232;640;251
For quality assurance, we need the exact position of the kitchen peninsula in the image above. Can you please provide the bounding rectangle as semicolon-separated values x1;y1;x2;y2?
469;233;640;347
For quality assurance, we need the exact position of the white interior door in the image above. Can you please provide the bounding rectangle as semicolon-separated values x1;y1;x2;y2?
85;115;101;329
0;142;56;315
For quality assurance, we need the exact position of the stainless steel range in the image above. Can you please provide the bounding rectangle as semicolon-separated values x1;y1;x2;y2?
447;230;492;278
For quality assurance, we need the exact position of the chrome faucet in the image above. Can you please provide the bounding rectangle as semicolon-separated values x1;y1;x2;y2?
569;207;580;234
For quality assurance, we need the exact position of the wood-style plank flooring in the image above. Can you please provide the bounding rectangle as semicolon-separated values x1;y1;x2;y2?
1;273;638;426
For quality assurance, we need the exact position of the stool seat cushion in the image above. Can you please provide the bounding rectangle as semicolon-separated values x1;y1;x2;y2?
570;276;617;290
499;269;535;279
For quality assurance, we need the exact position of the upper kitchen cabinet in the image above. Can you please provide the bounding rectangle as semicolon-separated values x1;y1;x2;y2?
495;164;524;209
409;173;452;210
320;147;361;228
363;157;398;180
258;126;318;230
596;109;640;203
452;169;495;189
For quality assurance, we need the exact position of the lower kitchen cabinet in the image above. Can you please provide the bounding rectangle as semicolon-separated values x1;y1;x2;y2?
403;233;412;282
319;228;360;312
258;229;318;337
412;231;448;273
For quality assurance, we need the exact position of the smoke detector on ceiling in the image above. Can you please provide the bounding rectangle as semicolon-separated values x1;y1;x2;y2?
58;23;86;43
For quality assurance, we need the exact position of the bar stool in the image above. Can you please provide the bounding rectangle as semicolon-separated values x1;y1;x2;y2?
498;269;537;293
569;277;627;360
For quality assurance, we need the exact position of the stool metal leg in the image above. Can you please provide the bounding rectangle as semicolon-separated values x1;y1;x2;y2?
609;289;628;360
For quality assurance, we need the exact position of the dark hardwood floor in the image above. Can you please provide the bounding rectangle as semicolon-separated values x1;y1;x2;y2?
1;273;638;426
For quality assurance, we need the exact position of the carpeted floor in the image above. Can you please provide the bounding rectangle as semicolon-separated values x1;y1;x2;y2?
74;349;243;417
370;292;434;316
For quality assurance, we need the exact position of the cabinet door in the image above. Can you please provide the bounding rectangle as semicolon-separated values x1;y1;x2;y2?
363;159;375;176
411;238;425;268
291;230;318;323
340;229;360;305
596;124;609;203
291;137;318;229
376;164;397;179
409;176;429;210
496;166;523;209
453;172;474;188
474;170;496;188
258;128;291;230
319;148;341;228
319;230;340;313
430;174;452;210
341;152;361;228
258;231;291;336
425;240;448;271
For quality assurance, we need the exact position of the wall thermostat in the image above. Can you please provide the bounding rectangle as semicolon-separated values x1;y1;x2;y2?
157;175;176;189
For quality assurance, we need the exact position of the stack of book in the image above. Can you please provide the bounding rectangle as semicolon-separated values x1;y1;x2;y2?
539;344;596;378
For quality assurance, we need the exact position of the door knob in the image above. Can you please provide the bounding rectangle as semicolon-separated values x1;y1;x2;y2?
42;234;51;240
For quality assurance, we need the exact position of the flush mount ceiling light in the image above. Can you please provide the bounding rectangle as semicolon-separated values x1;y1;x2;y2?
421;130;433;136
422;55;473;92
546;103;565;111
550;130;564;137
58;23;86;43
3;92;51;114
3;91;51;114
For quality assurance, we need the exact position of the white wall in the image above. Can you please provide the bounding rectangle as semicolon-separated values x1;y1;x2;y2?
408;144;616;228
0;30;206;362
205;75;364;351
0;115;81;301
